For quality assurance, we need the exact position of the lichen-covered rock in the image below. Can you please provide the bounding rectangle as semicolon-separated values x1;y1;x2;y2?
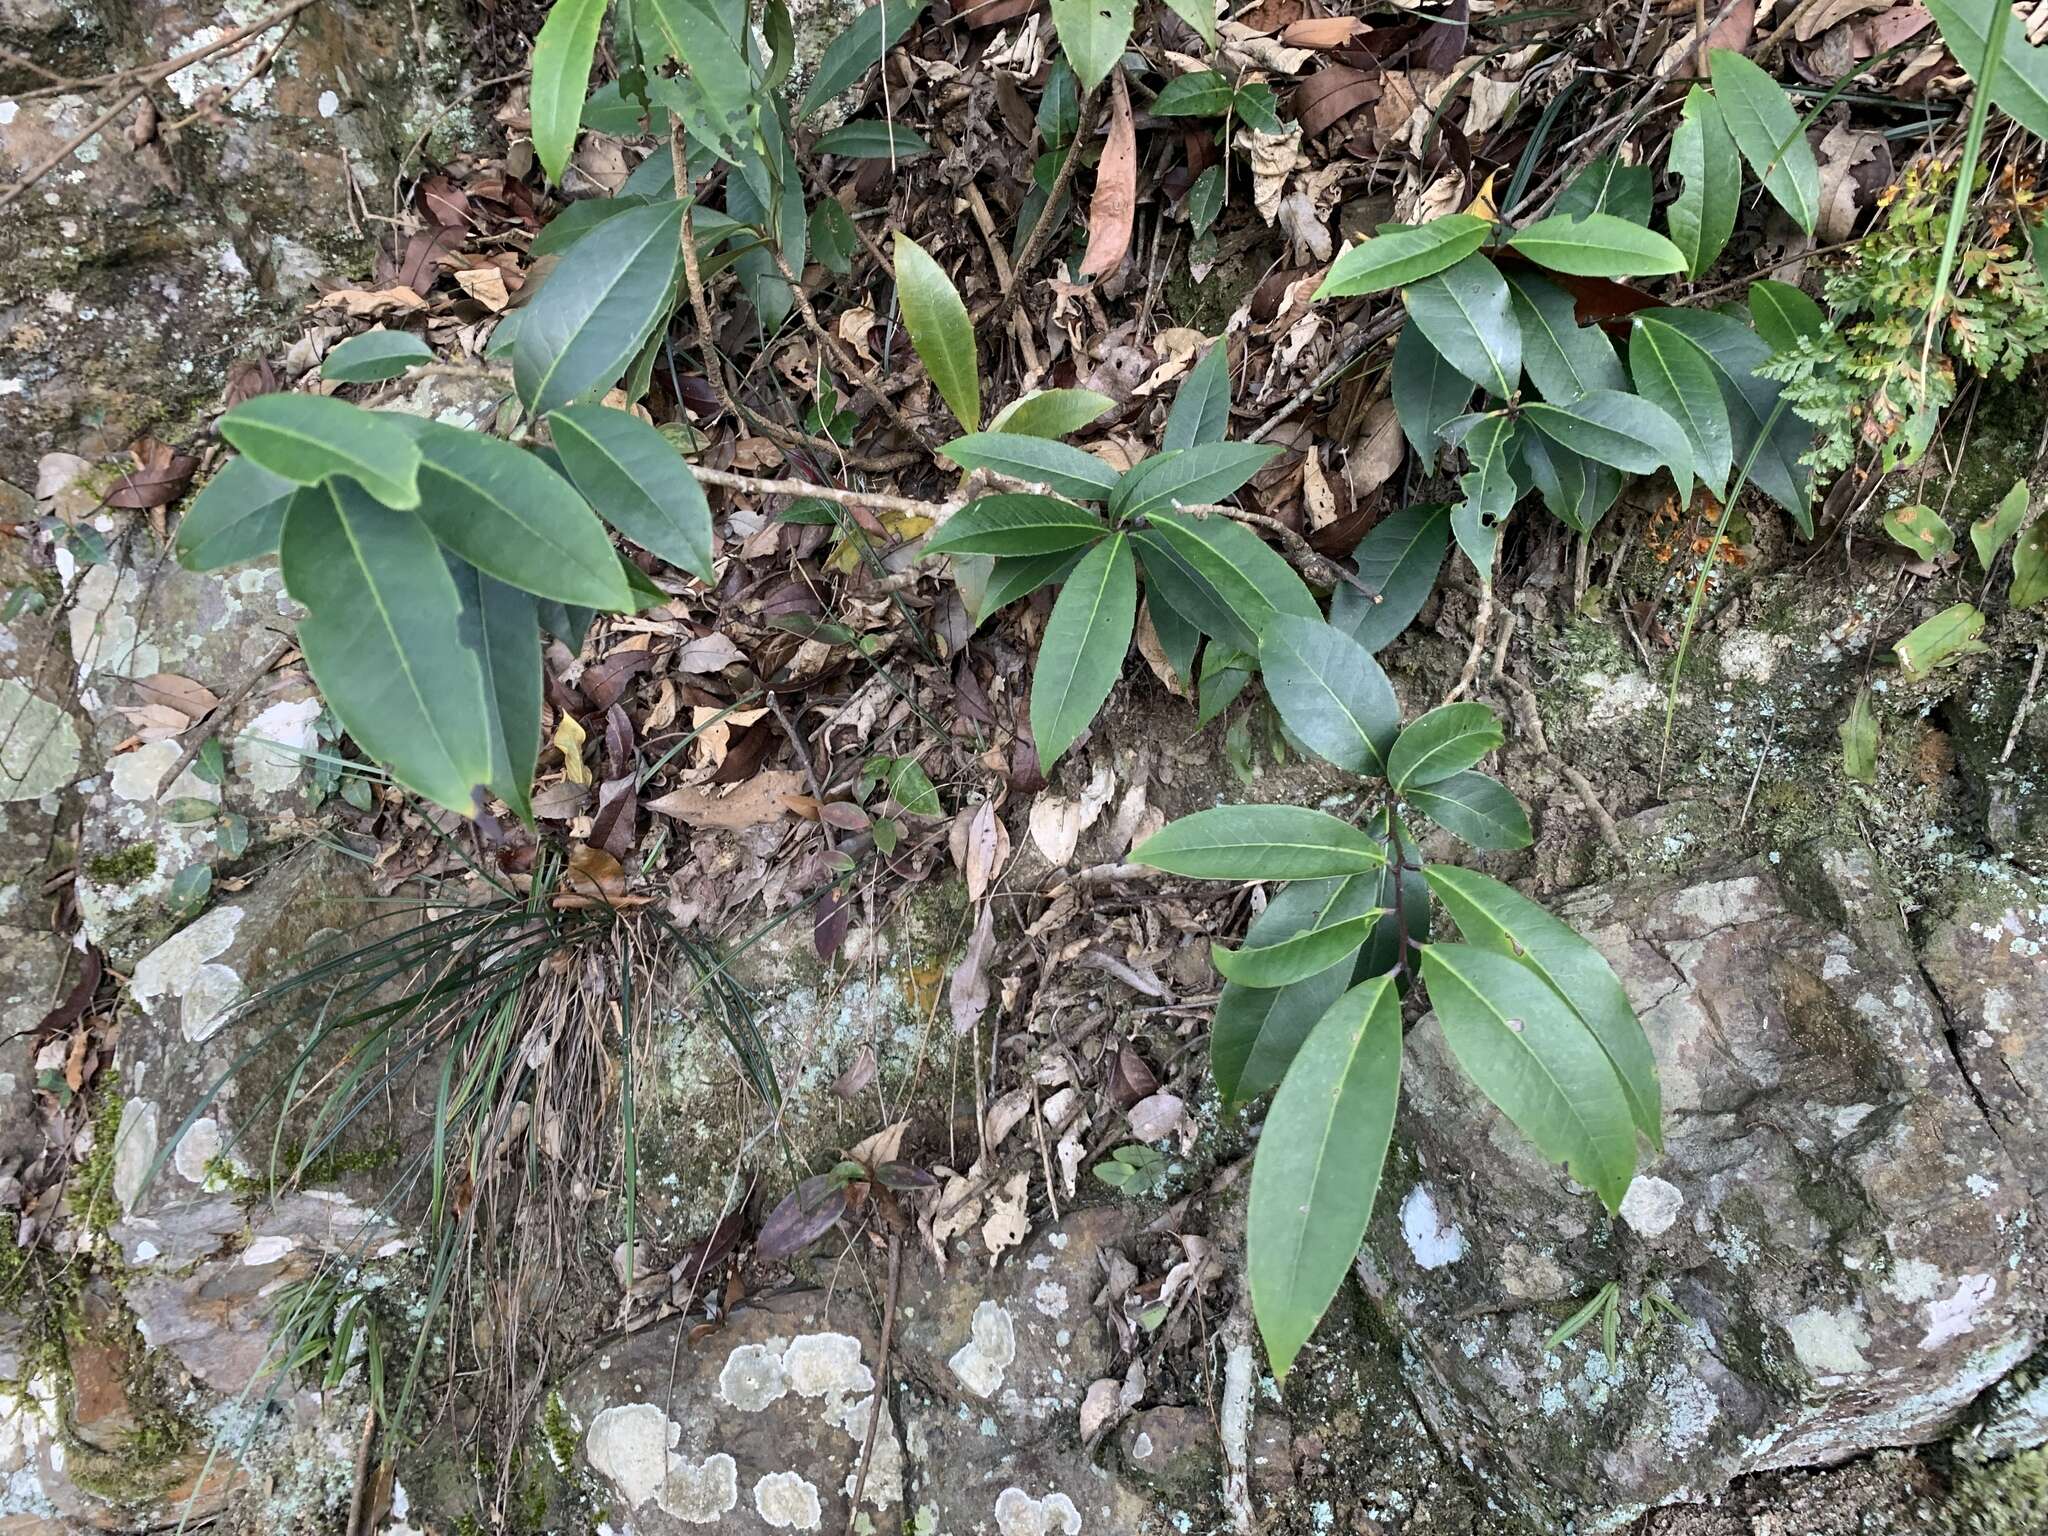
1357;844;2046;1532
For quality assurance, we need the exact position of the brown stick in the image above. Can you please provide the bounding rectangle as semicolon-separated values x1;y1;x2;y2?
768;244;941;452
158;635;295;792
1248;306;1405;443
689;464;952;520
842;1232;901;1535
980;84;1104;328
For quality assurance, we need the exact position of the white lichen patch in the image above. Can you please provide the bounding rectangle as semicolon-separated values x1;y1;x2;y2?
243;1234;296;1266
182;962;245;1043
782;1331;873;1400
585;1402;679;1508
719;1341;791;1410
235;697;321;796
1400;1185;1466;1270
110;738;218;807
1718;631;1782;683
173;1117;225;1185
0;681;80;801
753;1469;823;1530
829;1393;902;1508
994;1487;1082;1535
1619;1175;1684;1237
948;1300;1018;1398
1785;1307;1873;1377
130;905;244;1018
1920;1274;1996;1351
111;1096;159;1215
659;1452;739;1523
1030;1280;1070;1318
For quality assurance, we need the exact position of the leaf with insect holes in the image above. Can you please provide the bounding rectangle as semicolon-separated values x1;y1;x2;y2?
894;234;980;431
218;395;423;510
1404;771;1531;850
1450;412;1519;573
550;404;715;582
1330;502;1450;653
1708;49;1820;234
514;198;687;417
1972;479;2031;569
530;0;608;184
1881;503;1956;561
1420;943;1638;1210
1315;214;1491;300
1133;805;1387;881
1404;255;1521;399
942;433;1120;500
1258;614;1400;777
1666;86;1738;280
1523;389;1694;507
1841;685;1878;785
1049;0;1134;93
1165;341;1232;450
1508;212;1685;278
1387;701;1502;789
1747;279;1827;353
798;0;927;115
1629;317;1734;499
175;459;297;572
1247;974;1401;1380
1030;533;1136;765
926;494;1108;557
321;330;435;383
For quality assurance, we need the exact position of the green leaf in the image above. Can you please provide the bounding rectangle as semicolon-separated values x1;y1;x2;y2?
1029;532;1136;764
798;0;929;114
1111;442;1281;520
448;559;542;820
990;388;1116;439
1146;590;1201;682
1135;510;1319;651
1422;863;1662;1145
1390;322;1472;461
1840;685;1877;786
1314;214;1492;300
1257;614;1400;777
1450;412;1520;573
1629;317;1734;499
1554;158;1652;224
1638;308;1811;529
895;233;980;431
1160;0;1216;47
970;549;1085;622
1387;701;1501;789
1187;165;1224;237
1419;943;1637;1210
1197;644;1253;726
1505;272;1626;404
1880;502;1956;561
1508;212;1685;278
810;196;858;274
884;756;941;815
1048;0;1133;93
1925;0;2048;141
401;420;632;609
814;120;933;158
1212;902;1383;988
1231;82;1282;134
1132;805;1387;880
2015;522;2048;608
321;330;435;384
1708;49;1820;234
941;432;1119;500
1747;279;1827;353
1403;255;1521;399
280;482;492;814
1404;771;1530;850
582;80;650;136
1152;70;1232;116
924;494;1108;556
1516;429;1621;536
1522;388;1694;506
1330;502;1450;653
1246;975;1401;1380
531;0;608;184
549;403;716;582
1356;814;1426;989
217;394;424;510
1164;341;1232;450
1665;86;1739;280
1894;601;1989;678
1971;478;2031;569
530;196;655;260
514;198;687;417
1212;968;1350;1109
642;0;752;137
175;458;296;571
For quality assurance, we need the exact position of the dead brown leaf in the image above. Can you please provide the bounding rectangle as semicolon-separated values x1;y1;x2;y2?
1279;15;1365;48
645;769;808;829
1079;71;1137;279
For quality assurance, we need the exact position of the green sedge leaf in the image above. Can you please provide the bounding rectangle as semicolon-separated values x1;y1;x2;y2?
1132;805;1387;880
1387;701;1502;789
1029;532;1136;764
1315;214;1491;300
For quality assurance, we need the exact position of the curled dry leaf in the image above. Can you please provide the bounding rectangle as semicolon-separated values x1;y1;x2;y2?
1080;1378;1124;1443
982;1168;1030;1259
849;1118;909;1167
1127;1091;1190;1147
984;1087;1035;1151
951;798;1010;901
949;902;996;1033
1080;70;1137;279
1029;793;1084;866
131;673;221;720
1279;15;1365;47
832;1043;878;1099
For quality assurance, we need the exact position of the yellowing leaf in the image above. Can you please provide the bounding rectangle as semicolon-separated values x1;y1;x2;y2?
555;712;592;784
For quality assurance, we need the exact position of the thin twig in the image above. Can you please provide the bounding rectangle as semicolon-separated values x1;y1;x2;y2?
2003;639;2048;764
768;244;941;452
981;84;1103;328
766;692;836;852
795;147;896;279
842;1232;901;1535
690;464;952;519
1248;306;1405;443
157;635;295;791
1442;581;1494;706
0;87;146;213
17;0;320;99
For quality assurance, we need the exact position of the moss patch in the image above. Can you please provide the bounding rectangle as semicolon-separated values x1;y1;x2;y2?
85;842;158;887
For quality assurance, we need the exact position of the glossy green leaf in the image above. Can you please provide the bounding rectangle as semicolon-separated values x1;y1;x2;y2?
1422;863;1660;1146
1152;70;1232;116
1881;502;1956;560
1030;532;1136;764
1164;341;1232;450
1048;0;1133;93
971;548;1085;623
1645;307;1812;529
1708;48;1820;234
1160;0;1216;46
1506;272;1626;405
924;494;1108;556
1404;771;1530;850
1665;86;1738;280
531;0;608;184
1523;388;1694;506
530;195;653;259
514;198;687;417
1330;502;1450;653
1420;943;1637;1210
990;388;1116;439
401;421;632;608
1132;805;1387;880
1111;441;1281;520
549;403;715;581
1187;165;1225;237
1146;590;1201;683
642;0;752;138
1404;255;1521;398
1315;214;1491;300
1516;429;1621;536
1135;509;1319;651
581;81;649;136
1554;157;1652;224
1387;701;1501;789
1247;975;1401;1380
1925;0;2048;140
175;458;296;571
1508;212;1685;278
1197;644;1253;726
217;394;423;510
814;120;933;159
1894;602;1989;677
1451;412;1520;573
279;482;492;813
1258;614;1400;777
895;233;979;430
798;0;929;114
1971;478;2031;569
1390;322;1472;462
1213;903;1383;988
1629;316;1734;499
1840;685;1877;786
941;432;1119;500
321;330;434;383
1747;279;1827;353
2014;522;2048;608
1212;966;1351;1109
447;559;542;820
